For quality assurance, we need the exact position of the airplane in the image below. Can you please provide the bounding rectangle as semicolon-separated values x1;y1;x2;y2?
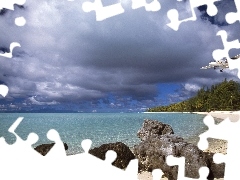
201;54;240;72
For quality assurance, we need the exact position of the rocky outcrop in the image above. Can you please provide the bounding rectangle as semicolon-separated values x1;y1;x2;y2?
134;134;208;180
137;119;174;141
34;142;68;156
133;119;224;180
205;152;225;179
89;142;135;169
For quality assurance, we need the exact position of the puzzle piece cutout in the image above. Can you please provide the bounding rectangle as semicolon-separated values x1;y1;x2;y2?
1;0;240;179
82;0;125;21
0;0;26;26
0;117;142;180
0;0;26;11
15;16;26;26
0;84;9;97
0;42;21;58
45;129;67;157
152;169;163;180
228;54;240;78
211;30;240;78
0;0;26;58
167;0;220;31
212;30;240;60
167;155;209;180
131;0;161;12
225;0;240;24
2;115;240;179
0;117;42;180
198;115;240;180
66;139;139;180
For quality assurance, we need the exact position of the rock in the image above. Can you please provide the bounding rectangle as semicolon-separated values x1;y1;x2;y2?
133;119;224;180
204;152;225;179
137;119;174;141
34;142;68;156
89;142;135;169
133;134;208;180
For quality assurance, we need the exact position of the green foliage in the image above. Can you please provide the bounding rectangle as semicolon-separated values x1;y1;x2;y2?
148;79;240;112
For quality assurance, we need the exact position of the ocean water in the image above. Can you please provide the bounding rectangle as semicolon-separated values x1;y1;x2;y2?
0;113;207;155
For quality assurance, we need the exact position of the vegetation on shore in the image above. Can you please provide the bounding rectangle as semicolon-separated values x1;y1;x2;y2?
148;79;240;112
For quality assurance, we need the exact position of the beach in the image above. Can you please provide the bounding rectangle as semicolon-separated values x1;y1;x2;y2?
1;112;236;180
196;111;239;155
196;111;240;122
139;111;240;180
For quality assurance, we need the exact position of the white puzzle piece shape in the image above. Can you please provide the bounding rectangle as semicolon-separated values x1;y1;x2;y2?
167;155;209;180
0;119;139;180
131;0;161;12
0;84;9;97
82;0;125;21
212;30;240;60
225;0;240;24
211;30;240;78
0;42;21;58
167;0;220;31
0;0;26;10
198;115;240;180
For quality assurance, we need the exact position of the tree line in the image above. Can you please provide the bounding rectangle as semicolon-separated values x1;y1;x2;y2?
148;79;240;112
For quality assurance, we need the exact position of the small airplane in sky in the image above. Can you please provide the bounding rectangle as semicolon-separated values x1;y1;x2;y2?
201;54;240;72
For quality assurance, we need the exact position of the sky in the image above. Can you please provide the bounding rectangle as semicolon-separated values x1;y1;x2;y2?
0;0;240;113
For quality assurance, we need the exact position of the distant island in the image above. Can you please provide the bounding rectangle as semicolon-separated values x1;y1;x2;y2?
147;79;240;112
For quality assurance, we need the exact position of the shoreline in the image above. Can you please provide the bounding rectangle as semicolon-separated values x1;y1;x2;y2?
194;110;240;122
192;110;237;155
139;111;237;180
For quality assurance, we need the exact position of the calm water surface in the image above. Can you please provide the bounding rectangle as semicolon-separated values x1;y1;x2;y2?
0;113;207;155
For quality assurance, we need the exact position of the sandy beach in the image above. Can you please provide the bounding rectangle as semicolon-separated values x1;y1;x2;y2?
196;110;240;122
138;111;240;180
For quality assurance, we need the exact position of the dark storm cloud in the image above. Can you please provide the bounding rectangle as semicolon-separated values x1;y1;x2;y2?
0;0;239;111
198;0;237;26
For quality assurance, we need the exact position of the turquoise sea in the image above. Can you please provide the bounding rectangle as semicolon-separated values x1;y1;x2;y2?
0;113;207;155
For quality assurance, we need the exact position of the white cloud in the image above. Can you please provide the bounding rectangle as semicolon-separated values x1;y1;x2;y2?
184;83;201;92
28;96;58;105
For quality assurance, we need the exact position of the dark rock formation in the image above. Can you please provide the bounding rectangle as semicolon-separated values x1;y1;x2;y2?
134;134;208;180
34;142;68;156
133;119;224;180
89;142;135;169
205;152;225;179
137;119;174;141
